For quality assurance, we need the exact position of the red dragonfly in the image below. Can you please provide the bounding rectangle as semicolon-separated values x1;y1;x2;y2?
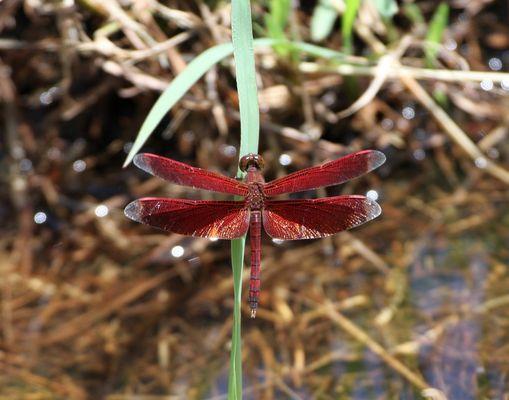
125;150;385;317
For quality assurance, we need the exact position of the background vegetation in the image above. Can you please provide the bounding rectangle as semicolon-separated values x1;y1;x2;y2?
1;0;508;398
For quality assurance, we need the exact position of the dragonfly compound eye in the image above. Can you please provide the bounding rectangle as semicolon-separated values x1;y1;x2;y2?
239;154;265;172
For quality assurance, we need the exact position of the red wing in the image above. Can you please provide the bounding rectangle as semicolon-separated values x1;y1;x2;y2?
263;150;385;197
134;153;248;196
125;198;250;239
263;195;381;240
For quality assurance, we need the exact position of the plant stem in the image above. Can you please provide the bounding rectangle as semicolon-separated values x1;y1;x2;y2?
229;0;260;398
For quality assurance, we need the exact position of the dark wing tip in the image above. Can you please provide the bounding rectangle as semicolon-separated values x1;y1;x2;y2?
124;200;142;222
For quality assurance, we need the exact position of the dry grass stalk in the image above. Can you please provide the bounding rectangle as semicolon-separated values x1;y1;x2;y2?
323;301;430;391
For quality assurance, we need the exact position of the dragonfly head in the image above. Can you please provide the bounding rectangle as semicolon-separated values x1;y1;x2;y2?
239;153;264;172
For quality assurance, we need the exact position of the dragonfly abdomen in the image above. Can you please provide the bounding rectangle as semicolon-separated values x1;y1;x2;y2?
248;210;262;318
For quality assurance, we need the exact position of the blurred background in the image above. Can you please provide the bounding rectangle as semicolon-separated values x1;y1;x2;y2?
1;0;508;398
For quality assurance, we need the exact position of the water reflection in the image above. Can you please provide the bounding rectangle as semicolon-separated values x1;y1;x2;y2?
34;211;47;224
72;159;87;172
480;80;494;91
94;204;109;217
171;245;185;258
279;224;507;398
279;153;292;166
366;190;379;201
410;236;492;399
488;58;502;71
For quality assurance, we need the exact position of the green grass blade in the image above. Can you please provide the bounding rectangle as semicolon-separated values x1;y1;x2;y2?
342;0;361;54
232;0;260;159
403;3;424;26
265;0;291;40
288;40;350;61
265;0;292;56
425;2;449;68
229;0;260;398
228;237;245;400
311;0;339;42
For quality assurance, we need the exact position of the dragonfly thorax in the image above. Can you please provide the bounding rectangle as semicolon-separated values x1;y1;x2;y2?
246;183;265;210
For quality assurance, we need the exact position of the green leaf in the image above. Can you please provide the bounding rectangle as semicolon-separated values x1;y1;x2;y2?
287;40;351;61
311;0;339;42
265;0;292;56
371;0;398;19
231;0;260;161
228;237;245;400
265;0;291;39
342;0;361;54
425;2;449;68
433;88;448;108
403;3;424;26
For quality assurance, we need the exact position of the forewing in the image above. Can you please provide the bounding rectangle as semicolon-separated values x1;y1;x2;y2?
134;153;248;196
125;198;250;239
263;195;381;240
264;150;385;197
